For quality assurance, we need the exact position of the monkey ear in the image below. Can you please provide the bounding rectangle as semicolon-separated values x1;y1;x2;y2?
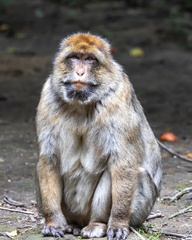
110;46;116;54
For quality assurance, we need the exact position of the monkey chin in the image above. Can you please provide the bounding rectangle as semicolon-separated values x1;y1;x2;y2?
63;81;98;103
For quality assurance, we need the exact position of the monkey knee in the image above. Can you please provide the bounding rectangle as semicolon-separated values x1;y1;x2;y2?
130;195;155;227
130;210;149;227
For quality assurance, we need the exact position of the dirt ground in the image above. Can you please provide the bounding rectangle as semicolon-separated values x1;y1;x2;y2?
0;1;192;239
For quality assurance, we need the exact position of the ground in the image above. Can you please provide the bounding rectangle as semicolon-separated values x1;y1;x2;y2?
0;1;192;239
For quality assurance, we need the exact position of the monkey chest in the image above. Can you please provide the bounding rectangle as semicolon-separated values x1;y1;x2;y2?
60;133;108;175
60;132;108;214
59;119;121;176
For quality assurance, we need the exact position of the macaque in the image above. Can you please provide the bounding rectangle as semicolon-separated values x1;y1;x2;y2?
36;33;162;240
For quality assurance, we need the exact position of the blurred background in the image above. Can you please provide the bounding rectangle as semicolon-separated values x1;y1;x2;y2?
0;0;192;133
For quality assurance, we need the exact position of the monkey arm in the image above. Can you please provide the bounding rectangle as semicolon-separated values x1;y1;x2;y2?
37;155;66;224
107;162;137;240
106;122;143;240
37;155;70;237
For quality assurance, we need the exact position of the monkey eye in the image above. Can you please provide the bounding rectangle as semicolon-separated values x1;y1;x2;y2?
69;55;79;62
85;56;97;64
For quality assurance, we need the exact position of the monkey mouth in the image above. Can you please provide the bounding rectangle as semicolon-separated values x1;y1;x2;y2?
64;80;97;89
71;81;89;89
63;80;98;102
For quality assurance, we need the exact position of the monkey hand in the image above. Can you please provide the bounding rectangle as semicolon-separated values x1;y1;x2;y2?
42;226;65;237
42;224;80;238
107;226;129;240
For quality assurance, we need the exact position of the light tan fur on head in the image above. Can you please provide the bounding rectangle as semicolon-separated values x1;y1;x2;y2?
59;33;111;61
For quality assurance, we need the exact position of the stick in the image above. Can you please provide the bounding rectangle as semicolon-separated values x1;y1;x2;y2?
3;195;25;207
146;212;164;220
162;187;192;202
157;139;192;163
0;206;34;215
0;232;13;239
17;225;33;229
130;226;148;240
160;230;187;238
168;205;192;219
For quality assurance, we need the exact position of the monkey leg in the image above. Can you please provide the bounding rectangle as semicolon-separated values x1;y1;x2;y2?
130;168;159;227
37;155;71;237
106;165;138;240
81;171;111;238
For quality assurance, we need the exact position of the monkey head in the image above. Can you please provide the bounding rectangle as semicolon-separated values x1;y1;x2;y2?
51;33;123;104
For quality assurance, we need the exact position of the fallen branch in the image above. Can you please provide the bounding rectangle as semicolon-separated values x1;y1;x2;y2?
0;206;34;215
146;212;164;220
0;232;13;239
168;205;192;219
3;195;25;207
162;187;192;202
17;225;33;229
160;230;188;238
157;139;192;163
130;226;148;240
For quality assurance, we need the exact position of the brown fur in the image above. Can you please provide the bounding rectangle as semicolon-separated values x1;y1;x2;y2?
36;33;162;239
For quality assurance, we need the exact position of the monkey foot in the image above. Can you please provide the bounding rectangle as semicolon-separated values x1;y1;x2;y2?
81;222;107;238
42;225;81;237
107;227;129;240
42;226;64;237
72;227;81;236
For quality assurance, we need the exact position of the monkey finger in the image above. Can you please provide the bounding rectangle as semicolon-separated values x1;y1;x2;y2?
107;228;115;240
42;226;50;236
107;227;129;240
64;225;73;233
122;228;129;239
115;228;123;240
42;226;64;237
50;227;64;237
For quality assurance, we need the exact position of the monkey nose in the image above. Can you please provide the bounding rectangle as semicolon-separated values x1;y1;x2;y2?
76;70;85;76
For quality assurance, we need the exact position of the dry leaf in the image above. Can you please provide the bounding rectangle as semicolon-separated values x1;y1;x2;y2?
159;132;178;142
6;229;18;237
0;24;10;31
129;47;144;57
184;153;192;159
110;46;116;54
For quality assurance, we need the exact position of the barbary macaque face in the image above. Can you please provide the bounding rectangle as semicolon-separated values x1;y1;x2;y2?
51;33;120;104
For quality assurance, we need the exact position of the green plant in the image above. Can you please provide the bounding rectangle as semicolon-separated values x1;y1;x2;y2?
165;5;192;48
136;225;162;240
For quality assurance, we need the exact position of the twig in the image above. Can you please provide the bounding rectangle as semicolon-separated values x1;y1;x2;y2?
3;195;25;207
130;226;148;240
146;212;164;220
0;206;34;215
17;225;33;229
160;230;188;238
157;139;192;163
162;187;192;202
168;205;192;219
0;232;13;239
